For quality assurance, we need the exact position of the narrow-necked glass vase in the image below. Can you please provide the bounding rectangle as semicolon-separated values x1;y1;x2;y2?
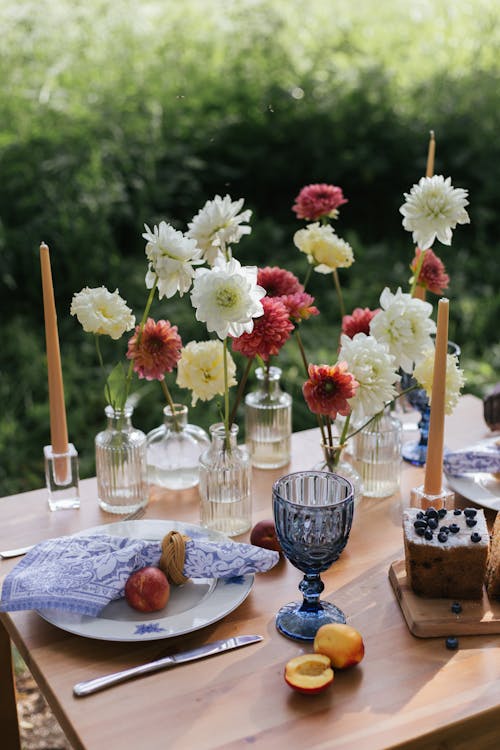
199;423;252;537
146;404;210;490
95;405;148;515
245;366;292;469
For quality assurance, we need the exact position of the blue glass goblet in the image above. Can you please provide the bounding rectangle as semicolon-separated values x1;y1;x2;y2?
272;471;354;641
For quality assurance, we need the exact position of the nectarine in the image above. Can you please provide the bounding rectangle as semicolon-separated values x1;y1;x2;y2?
250;519;282;552
284;653;334;694
313;623;364;669
124;566;170;613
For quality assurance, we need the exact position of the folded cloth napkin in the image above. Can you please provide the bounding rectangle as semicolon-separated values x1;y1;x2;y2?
443;439;500;477
0;534;279;617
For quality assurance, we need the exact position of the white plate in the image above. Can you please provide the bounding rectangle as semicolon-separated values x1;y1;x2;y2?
445;473;500;511
36;520;253;642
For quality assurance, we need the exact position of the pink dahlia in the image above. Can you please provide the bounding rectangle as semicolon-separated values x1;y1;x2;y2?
257;266;302;298
127;318;182;381
231;296;294;361
341;307;380;338
283;291;319;321
302;362;358;419
411;248;450;295
292;183;348;221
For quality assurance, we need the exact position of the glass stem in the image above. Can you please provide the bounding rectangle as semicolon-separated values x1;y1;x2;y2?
299;573;324;612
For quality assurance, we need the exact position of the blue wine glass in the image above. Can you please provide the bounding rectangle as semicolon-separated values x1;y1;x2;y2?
272;471;354;641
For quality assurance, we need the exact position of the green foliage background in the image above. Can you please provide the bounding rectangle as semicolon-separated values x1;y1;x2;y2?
1;0;499;495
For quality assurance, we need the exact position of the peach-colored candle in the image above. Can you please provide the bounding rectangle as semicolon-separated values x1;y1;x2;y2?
426;130;435;178
423;298;449;496
40;242;68;455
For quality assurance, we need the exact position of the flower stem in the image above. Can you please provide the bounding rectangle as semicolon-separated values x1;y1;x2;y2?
228;356;253;427
95;335;112;405
346;385;417;441
409;249;427;297
160;379;181;432
223;338;231;451
302;264;312;291
294;329;310;376
123;276;159;408
332;269;346;319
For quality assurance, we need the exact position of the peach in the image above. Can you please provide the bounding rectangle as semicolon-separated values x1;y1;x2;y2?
250;519;282;553
313;623;364;669
124;566;170;613
284;653;334;694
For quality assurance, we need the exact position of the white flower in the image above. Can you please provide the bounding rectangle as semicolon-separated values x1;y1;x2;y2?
190;256;265;339
142;221;203;299
293;222;354;273
338;333;399;421
70;286;135;340
186;194;252;264
413;350;465;414
176;340;236;406
399;175;470;249
369;287;436;373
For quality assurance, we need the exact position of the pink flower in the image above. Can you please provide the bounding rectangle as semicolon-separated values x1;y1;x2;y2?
257;266;302;297
127;318;182;381
283;291;319;321
341;307;380;338
302;363;358;419
231;297;294;361
411;248;450;295
292;183;348;221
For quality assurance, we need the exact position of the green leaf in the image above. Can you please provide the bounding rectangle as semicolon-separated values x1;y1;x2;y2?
105;363;127;410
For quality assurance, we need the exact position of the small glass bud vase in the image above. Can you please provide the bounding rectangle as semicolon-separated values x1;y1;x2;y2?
146;404;210;490
199;423;252;537
353;410;403;498
314;441;363;500
95;405;148;515
244;366;292;469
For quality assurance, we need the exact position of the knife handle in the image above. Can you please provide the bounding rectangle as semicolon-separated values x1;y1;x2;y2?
73;656;174;696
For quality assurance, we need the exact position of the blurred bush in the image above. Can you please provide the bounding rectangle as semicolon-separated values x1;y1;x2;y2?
1;0;499;494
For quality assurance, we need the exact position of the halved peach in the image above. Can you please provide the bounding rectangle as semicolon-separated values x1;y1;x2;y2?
284;653;334;694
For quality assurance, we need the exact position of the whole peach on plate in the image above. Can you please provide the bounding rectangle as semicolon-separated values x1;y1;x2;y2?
124;566;170;613
313;623;364;669
284;653;334;694
250;519;282;552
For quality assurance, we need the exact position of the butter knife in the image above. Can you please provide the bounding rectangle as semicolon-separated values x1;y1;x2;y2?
73;634;262;697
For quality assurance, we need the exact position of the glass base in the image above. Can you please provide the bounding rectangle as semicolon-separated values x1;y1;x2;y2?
401;441;427;466
44;444;80;511
98;498;148;515
275;600;346;641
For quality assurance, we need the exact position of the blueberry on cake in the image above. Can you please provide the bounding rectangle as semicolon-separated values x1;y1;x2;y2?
485;512;500;599
403;507;489;599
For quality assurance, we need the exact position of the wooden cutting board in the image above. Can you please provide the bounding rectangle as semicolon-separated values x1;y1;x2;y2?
389;559;500;637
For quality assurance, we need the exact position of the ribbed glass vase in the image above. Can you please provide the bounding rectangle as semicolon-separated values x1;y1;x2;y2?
95;405;148;514
244;366;292;469
198;423;252;537
353;410;402;498
314;441;363;501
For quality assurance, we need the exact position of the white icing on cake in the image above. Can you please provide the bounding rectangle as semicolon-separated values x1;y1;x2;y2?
403;508;488;549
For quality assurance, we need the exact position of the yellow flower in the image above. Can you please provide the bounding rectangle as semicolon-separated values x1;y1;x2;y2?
293;222;354;274
176;340;236;406
413;350;465;415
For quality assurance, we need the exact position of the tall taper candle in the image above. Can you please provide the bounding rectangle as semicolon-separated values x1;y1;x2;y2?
423;298;449;496
40;242;69;455
426;130;435;178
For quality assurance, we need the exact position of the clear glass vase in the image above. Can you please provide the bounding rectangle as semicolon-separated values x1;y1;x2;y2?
314;441;363;500
244;366;292;469
353;411;402;498
199;423;252;537
95;405;148;514
146;404;210;490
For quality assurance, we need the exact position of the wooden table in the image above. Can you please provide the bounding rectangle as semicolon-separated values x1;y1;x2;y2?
1;395;499;750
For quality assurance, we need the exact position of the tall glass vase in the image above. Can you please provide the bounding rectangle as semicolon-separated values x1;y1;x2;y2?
314;441;363;500
146;404;210;490
198;423;252;537
95;405;148;514
244;366;292;469
353;410;402;498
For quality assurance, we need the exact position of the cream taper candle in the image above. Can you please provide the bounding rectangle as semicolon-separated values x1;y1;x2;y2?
40;242;69;455
423;297;449;496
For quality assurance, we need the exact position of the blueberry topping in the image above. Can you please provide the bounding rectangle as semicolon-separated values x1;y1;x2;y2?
427;518;438;530
451;602;462;614
448;523;460;534
424;529;434;540
466;518;477;527
426;508;438;519
414;520;428;530
415;526;426;536
416;511;425;519
438;508;447;519
471;532;482;543
439;526;450;534
453;509;462;515
446;636;459;650
464;508;477;518
438;531;449;543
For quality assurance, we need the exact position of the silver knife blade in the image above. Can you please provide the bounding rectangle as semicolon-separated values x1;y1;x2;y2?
73;634;262;697
0;545;35;559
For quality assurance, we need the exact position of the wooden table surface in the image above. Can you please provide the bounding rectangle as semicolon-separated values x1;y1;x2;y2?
1;394;499;750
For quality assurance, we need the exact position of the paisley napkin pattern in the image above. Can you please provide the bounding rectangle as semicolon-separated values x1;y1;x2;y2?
443;439;500;477
0;533;279;617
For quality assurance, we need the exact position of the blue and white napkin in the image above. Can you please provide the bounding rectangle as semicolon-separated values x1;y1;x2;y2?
444;439;500;477
0;533;279;617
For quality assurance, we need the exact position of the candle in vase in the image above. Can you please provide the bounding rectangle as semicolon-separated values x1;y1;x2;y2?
426;130;435;178
423;298;449;496
40;242;69;456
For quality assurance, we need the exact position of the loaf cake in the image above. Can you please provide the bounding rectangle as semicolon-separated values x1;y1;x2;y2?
403;507;489;599
485;512;500;599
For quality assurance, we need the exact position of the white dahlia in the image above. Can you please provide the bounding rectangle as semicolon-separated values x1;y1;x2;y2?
70;286;135;340
187;194;252;264
142;221;202;299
